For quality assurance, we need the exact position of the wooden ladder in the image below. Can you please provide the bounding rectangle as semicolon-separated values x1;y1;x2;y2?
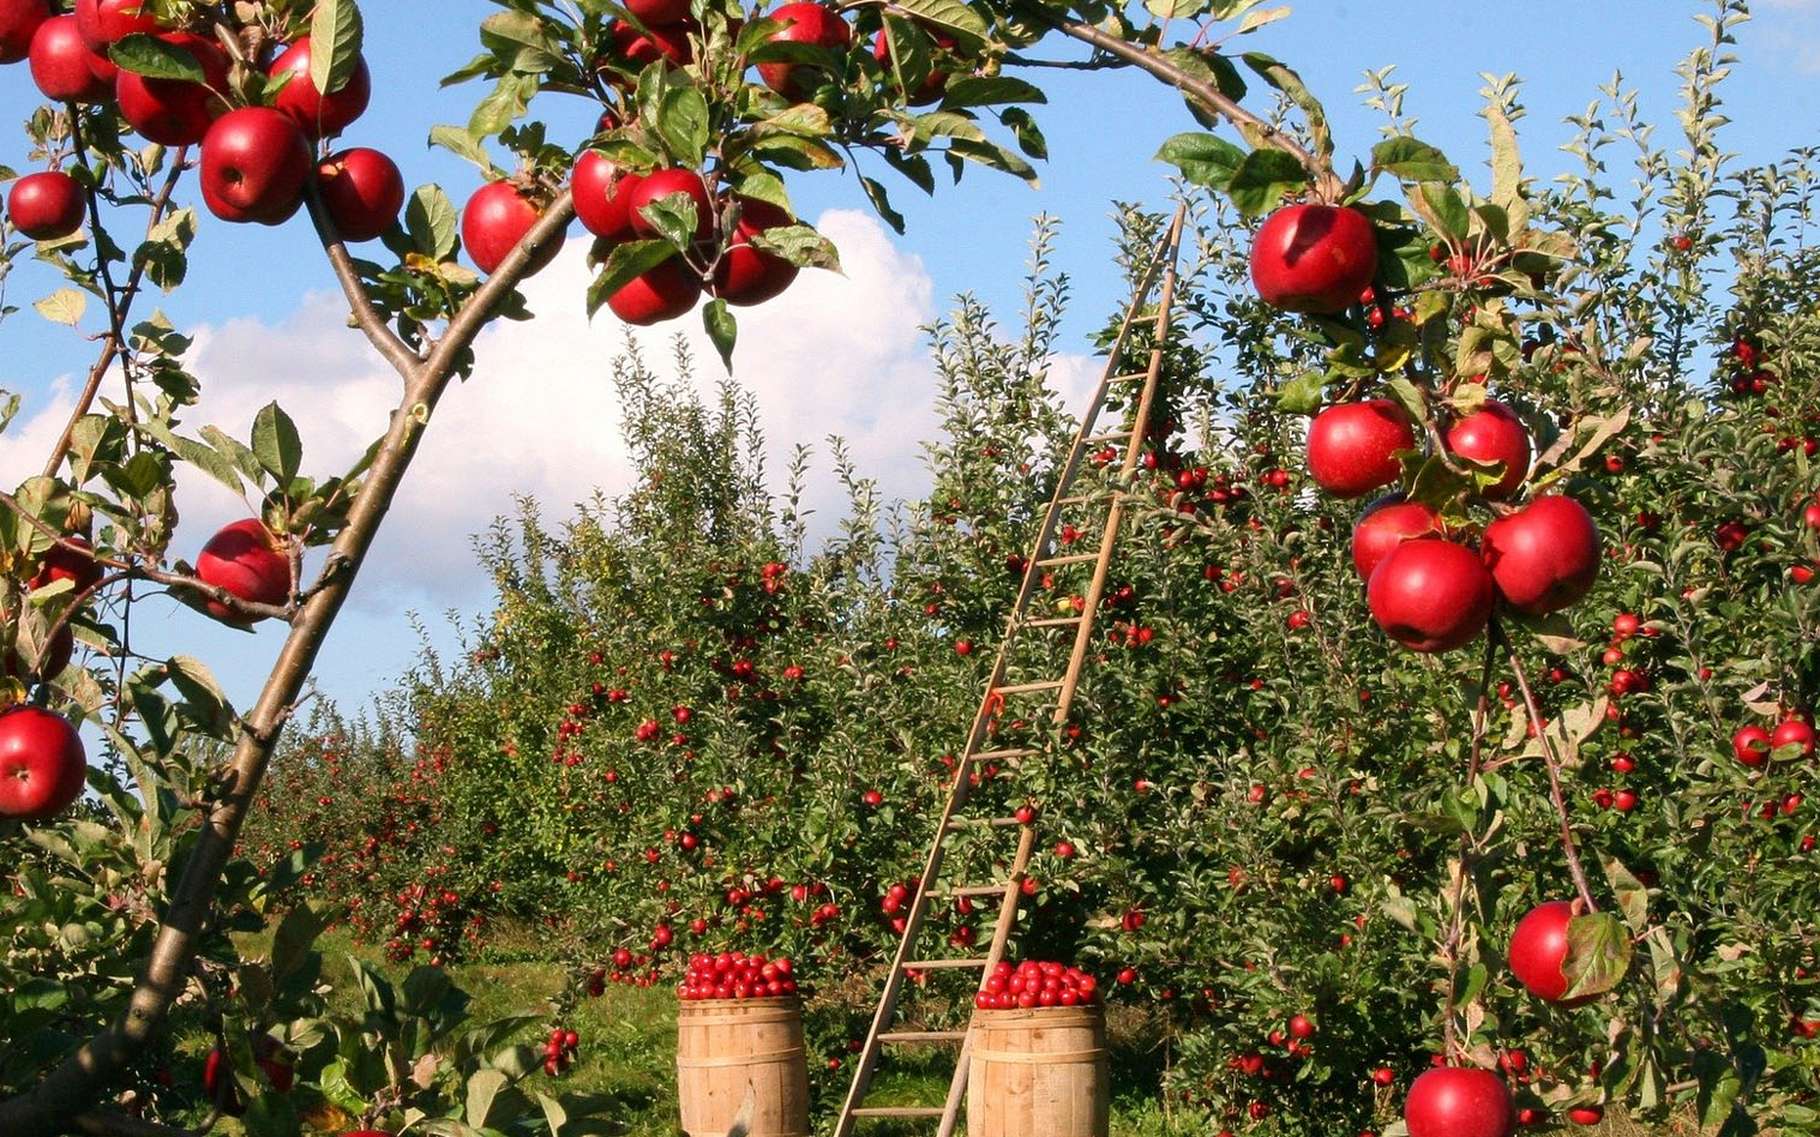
831;205;1190;1137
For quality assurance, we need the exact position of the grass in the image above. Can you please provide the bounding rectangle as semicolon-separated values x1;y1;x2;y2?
288;928;1685;1136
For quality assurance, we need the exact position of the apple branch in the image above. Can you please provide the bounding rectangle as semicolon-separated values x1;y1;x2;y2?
1439;633;1497;1062
0;196;578;1137
1020;8;1343;200
1499;625;1599;912
302;185;424;378
41;136;192;480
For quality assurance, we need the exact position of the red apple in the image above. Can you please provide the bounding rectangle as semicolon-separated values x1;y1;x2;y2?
1480;496;1601;615
1566;1106;1605;1127
29;15;111;103
200;108;313;225
196;518;292;623
1366;539;1494;653
462;181;561;276
1404;1067;1515;1137
1306;399;1416;498
1732;724;1772;768
572;149;641;240
872;26;953;105
31;534;102;594
7;170;85;241
712;197;799;305
600;18;692;81
625;0;692;24
268;38;371;137
114;32;230;146
1249;203;1379;314
757;2;851;98
1445;400;1531;499
1351;494;1442;581
0;0;50;64
316;148;404;242
606;256;702;325
1773;717;1816;758
626;166;714;241
0;704;88;823
73;0;155;49
1507;900;1588;1002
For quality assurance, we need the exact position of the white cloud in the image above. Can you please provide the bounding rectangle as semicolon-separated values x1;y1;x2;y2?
3;210;950;611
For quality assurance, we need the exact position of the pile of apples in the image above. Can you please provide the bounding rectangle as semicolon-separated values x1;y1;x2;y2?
1;0;405;245
1247;201;1602;655
678;950;799;1000
973;959;1100;1011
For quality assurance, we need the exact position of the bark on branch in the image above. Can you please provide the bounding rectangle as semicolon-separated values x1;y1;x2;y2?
0;194;577;1137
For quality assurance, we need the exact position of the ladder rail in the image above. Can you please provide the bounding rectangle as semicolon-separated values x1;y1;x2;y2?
832;204;1191;1137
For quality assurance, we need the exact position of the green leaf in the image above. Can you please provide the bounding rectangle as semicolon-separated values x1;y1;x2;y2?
251;402;303;484
537;1093;568;1137
635;192;701;253
428;127;500;178
1155;132;1246;190
465;1069;509;1127
656;85;711;167
1563;911;1634;1001
1371;136;1460;183
1223;147;1309;217
1602;856;1650;938
1275;372;1326;414
938;76;1046;110
882;0;986;40
585;241;677;318
748;224;841;272
1415;182;1471;242
309;0;366;97
703;299;737;372
168;654;238;733
34;289;86;326
407;185;460;260
108;33;205;81
1241;51;1330;160
858;176;905;234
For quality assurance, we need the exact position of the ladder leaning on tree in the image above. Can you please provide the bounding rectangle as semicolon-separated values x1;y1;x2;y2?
832;204;1191;1137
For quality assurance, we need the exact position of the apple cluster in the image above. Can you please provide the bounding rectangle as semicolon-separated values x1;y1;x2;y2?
973;959;1100;1011
0;1;406;245
542;1026;581;1077
678;950;799;1000
1246;201;1605;654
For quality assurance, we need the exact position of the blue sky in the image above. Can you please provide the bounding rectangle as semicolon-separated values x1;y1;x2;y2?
1;0;1816;716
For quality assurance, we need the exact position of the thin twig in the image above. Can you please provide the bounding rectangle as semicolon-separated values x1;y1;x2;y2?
1501;624;1599;911
1440;633;1498;1062
41;137;191;479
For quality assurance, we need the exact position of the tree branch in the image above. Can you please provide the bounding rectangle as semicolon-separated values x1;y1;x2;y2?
0;193;578;1137
41;140;191;480
302;182;424;378
1502;627;1599;911
1019;8;1343;200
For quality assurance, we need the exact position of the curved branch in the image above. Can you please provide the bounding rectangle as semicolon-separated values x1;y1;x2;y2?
302;182;424;378
1022;8;1343;200
0;193;579;1137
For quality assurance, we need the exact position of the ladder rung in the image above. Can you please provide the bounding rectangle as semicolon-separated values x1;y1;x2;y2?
1057;495;1093;506
945;816;1025;830
906;958;989;969
852;1107;945;1119
1084;431;1131;444
1036;553;1099;567
972;748;1040;760
994;680;1064;696
1025;616;1084;628
1110;371;1149;383
878;1031;968;1044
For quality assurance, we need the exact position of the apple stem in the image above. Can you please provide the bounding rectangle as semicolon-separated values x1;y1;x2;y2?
1501;626;1599;912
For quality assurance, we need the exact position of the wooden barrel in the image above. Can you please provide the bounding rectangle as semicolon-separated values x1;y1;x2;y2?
675;997;810;1137
967;1005;1110;1137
